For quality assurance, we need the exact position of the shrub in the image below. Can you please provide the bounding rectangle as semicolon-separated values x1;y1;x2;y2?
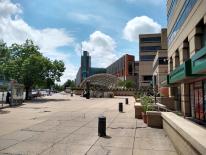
140;96;153;113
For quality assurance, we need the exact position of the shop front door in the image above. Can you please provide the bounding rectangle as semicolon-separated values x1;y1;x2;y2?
194;82;205;121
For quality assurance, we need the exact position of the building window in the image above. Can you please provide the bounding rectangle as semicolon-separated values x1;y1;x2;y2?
159;57;168;65
128;61;133;75
170;57;173;72
143;76;152;81
141;37;161;43
140;46;161;51
168;0;198;45
140;55;156;61
190;81;206;121
201;22;206;48
175;50;180;68
167;0;178;24
183;38;190;61
194;19;206;53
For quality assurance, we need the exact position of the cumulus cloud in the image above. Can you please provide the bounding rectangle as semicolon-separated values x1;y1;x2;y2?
80;31;117;67
0;0;22;17
123;16;161;42
0;0;76;83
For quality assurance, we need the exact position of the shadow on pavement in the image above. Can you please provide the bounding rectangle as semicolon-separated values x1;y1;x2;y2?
25;98;71;104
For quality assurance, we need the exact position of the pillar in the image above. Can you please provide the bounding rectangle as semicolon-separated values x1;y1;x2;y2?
181;83;191;117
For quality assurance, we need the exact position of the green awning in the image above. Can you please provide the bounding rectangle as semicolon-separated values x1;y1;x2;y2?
161;75;170;86
191;46;206;74
168;59;192;84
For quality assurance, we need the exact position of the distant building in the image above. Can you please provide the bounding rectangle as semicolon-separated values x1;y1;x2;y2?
75;52;139;88
152;29;168;91
75;51;106;86
106;54;139;88
139;29;167;88
152;50;168;91
81;51;91;81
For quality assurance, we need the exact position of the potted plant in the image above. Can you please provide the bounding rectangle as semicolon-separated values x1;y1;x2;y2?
140;96;153;123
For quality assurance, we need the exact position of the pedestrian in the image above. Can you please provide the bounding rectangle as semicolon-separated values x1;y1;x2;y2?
6;91;11;105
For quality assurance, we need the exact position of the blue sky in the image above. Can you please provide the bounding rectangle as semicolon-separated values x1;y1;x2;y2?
0;0;167;83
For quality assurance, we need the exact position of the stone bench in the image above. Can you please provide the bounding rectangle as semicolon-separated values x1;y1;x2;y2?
146;111;162;128
162;112;206;155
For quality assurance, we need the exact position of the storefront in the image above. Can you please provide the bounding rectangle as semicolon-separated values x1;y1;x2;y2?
190;46;206;121
189;80;206;121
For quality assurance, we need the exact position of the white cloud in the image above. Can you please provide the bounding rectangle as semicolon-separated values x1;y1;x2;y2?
67;12;102;23
0;0;76;83
80;31;117;67
123;16;161;42
0;0;22;17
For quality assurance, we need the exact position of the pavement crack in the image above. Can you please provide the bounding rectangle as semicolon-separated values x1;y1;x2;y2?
132;120;137;155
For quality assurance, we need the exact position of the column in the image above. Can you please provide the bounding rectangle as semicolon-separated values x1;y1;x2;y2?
188;27;203;56
181;83;191;117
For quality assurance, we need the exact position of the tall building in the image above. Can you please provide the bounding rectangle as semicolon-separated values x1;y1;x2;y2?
167;0;206;121
75;51;106;86
153;50;168;91
152;29;168;91
106;54;139;88
139;29;167;88
81;51;91;81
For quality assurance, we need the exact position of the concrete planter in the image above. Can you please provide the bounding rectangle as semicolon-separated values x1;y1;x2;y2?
134;103;143;119
142;112;147;123
146;111;162;128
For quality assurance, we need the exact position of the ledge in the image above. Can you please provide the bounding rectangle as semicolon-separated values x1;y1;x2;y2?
134;102;141;107
162;112;206;155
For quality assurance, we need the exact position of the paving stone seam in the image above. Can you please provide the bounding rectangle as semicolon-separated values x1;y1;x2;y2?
84;105;121;155
132;119;138;155
38;99;120;155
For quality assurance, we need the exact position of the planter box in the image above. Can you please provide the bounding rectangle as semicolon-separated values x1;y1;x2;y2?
134;103;143;119
146;111;162;128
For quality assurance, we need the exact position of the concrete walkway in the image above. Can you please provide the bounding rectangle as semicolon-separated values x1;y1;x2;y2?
0;93;177;155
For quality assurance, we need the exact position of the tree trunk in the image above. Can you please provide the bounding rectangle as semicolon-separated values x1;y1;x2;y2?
25;87;31;100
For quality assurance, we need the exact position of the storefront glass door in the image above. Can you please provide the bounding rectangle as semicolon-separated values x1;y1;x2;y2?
194;81;205;121
203;81;206;121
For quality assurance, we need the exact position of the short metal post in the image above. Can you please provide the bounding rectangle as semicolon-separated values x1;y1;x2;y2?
98;116;106;137
125;98;128;105
119;102;123;112
71;92;73;97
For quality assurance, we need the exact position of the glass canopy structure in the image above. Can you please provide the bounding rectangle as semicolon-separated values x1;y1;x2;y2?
80;73;120;90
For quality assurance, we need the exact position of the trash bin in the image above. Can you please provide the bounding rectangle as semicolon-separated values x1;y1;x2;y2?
98;116;106;137
119;102;123;112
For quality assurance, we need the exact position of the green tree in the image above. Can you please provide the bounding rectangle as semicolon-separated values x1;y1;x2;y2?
1;40;65;100
125;80;134;89
64;79;75;89
0;41;10;77
118;80;135;89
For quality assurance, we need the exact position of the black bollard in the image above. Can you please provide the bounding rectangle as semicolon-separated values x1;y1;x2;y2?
119;102;123;112
71;92;73;97
98;116;106;137
125;98;128;105
86;92;90;99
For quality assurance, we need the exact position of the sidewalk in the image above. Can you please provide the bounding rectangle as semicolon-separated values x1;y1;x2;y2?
0;94;177;155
